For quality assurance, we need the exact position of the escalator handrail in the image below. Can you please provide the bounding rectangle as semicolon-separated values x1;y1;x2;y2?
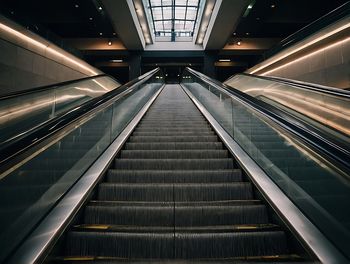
0;68;160;176
232;73;350;98
185;67;350;174
0;74;114;100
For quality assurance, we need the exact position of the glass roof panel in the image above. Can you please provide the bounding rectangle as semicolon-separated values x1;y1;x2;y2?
162;0;173;5
186;7;197;20
147;0;201;41
150;0;161;6
175;7;186;20
152;7;163;20
176;0;187;5
188;0;199;6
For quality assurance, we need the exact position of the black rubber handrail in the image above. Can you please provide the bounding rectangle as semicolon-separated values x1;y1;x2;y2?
0;74;114;100
0;68;160;175
185;67;350;174
229;73;350;98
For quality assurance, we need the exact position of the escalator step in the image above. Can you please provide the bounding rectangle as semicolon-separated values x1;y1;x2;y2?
83;204;268;226
129;136;218;142
124;142;224;150
65;231;287;258
135;128;213;132
73;223;279;233
97;182;253;201
120;150;229;159
132;131;215;136
113;159;236;170
106;169;242;183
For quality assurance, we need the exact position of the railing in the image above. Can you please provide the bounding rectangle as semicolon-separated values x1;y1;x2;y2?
224;73;350;150
181;67;350;261
0;68;164;263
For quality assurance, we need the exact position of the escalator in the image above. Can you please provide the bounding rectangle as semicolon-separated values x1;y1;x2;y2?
1;68;349;263
61;85;298;262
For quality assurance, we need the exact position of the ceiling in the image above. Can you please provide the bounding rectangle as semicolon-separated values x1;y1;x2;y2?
0;0;347;82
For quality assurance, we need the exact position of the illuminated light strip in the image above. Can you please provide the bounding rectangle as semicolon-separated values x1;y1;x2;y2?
235;86;350;116
250;22;350;74
0;22;99;75
92;79;112;91
265;94;350;135
260;36;350;76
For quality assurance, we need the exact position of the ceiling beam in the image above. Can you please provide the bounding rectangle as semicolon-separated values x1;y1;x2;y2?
101;0;145;49
204;0;250;50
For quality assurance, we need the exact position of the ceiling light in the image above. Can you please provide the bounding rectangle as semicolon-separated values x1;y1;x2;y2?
98;6;103;10
108;41;112;46
233;32;236;36
89;17;93;21
111;59;123;63
243;0;256;17
256;17;260;20
246;32;250;35
237;41;241;46
271;4;275;8
219;59;230;62
99;32;103;36
75;4;79;8
113;32;116;36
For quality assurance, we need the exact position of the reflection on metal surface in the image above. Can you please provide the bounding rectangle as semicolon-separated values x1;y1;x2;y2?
260;91;350;135
224;74;350;144
0;76;120;149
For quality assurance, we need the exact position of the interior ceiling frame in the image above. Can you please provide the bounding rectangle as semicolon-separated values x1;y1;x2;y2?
147;0;201;41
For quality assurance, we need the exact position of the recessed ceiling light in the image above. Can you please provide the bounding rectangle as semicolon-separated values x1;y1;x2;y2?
246;32;250;35
108;41;112;46
99;32;103;36
89;17;93;21
271;4;275;8
233;32;236;35
237;41;241;46
219;59;230;62
98;6;103;10
113;32;116;36
256;17;260;20
75;4;79;8
111;59;123;63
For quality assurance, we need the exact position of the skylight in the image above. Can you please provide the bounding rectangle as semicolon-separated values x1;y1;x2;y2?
147;0;200;42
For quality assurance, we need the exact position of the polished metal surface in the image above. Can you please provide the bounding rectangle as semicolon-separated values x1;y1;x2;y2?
182;84;349;264
7;85;164;264
224;73;350;138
